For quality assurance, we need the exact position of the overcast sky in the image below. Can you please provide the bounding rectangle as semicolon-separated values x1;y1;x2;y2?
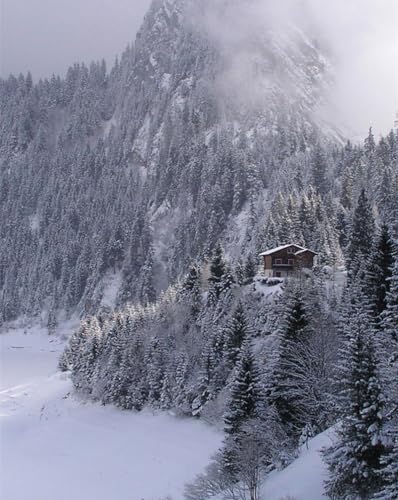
0;0;397;137
0;0;152;78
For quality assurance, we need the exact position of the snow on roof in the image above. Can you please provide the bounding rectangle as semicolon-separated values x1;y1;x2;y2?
295;248;318;256
259;244;306;256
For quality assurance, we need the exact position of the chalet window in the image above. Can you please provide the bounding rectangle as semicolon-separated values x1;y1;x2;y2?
275;271;281;277
288;259;294;265
275;258;282;265
287;247;294;254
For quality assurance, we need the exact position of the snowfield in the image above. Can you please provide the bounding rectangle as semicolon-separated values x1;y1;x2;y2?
0;328;222;500
0;327;332;500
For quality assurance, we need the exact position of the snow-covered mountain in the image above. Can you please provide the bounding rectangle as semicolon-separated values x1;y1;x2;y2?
0;0;395;327
121;0;334;147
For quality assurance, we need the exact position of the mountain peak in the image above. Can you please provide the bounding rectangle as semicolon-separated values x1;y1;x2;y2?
130;0;332;134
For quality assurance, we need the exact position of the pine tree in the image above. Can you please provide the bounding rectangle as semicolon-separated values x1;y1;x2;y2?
173;353;189;411
223;338;263;480
373;434;398;499
138;246;156;306
160;372;173;410
208;243;227;301
365;224;395;323
62;318;93;371
207;244;235;306
235;259;245;285
223;301;253;366
347;189;375;278
311;144;329;196
109;317;143;409
244;253;257;282
324;297;385;499
364;127;376;160
181;264;202;318
219;263;235;297
101;317;126;404
224;338;262;436
381;257;398;346
364;225;395;326
72;319;103;394
124;329;148;410
194;325;227;414
145;336;166;405
182;264;200;293
270;285;311;437
380;256;398;423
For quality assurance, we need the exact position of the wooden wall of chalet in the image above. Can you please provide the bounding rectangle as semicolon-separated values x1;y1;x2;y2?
264;255;273;270
294;251;315;269
262;247;315;271
264;247;298;267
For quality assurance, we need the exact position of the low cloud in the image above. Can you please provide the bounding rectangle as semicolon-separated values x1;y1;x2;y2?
189;0;398;137
306;0;398;137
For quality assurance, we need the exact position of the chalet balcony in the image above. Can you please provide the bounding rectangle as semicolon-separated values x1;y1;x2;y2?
273;259;295;267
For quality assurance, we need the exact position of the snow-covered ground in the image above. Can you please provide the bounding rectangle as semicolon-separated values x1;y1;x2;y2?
263;430;333;499
0;328;222;500
0;327;332;500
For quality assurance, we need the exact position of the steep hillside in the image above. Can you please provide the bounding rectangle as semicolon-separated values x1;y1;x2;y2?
0;0;397;329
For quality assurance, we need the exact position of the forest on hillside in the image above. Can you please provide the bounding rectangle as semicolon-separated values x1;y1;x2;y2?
3;0;397;328
62;187;398;498
1;55;397;328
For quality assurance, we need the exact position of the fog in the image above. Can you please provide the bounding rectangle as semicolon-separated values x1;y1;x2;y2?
1;0;397;136
308;0;398;138
192;0;398;137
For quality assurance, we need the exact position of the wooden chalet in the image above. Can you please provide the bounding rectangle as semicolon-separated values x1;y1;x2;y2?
259;244;317;278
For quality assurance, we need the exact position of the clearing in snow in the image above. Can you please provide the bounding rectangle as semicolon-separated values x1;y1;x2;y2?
0;327;222;500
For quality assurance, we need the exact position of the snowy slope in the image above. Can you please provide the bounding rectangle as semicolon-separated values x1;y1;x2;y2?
263;430;333;500
0;328;222;500
207;430;333;499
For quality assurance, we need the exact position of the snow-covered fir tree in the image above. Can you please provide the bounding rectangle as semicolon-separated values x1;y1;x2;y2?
268;283;312;439
347;189;375;278
223;337;263;477
364;224;395;324
324;293;386;499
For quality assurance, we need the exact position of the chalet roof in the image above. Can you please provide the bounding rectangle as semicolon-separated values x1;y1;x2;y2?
259;244;317;256
295;248;318;256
